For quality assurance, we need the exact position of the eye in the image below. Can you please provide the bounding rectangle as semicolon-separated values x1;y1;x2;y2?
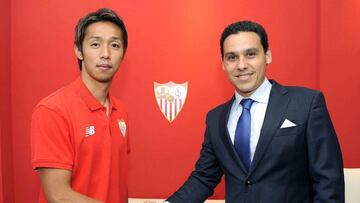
90;42;100;48
246;51;257;58
111;42;121;49
226;54;238;61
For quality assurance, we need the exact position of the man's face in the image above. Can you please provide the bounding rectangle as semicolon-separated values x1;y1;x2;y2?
222;32;272;97
75;21;124;84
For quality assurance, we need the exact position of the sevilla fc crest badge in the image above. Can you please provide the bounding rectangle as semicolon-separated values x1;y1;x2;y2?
118;119;127;136
154;81;188;122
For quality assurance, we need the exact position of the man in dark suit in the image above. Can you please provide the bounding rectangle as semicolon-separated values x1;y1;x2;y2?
165;21;344;203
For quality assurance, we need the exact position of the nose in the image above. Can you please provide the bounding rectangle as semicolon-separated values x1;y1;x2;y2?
236;56;247;70
101;46;110;59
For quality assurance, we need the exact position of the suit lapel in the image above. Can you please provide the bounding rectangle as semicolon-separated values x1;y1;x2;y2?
219;97;249;174
249;81;290;175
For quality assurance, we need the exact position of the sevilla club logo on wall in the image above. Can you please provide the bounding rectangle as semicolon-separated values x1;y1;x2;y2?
154;81;188;122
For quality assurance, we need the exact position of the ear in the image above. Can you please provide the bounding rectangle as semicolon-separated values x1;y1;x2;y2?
265;49;272;64
74;45;83;60
221;58;226;71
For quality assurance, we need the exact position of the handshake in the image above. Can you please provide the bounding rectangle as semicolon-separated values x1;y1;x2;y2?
126;199;167;203
144;199;169;203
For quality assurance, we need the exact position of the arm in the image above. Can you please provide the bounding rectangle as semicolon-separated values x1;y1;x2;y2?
31;106;105;203
38;168;103;203
167;122;223;203
306;92;345;202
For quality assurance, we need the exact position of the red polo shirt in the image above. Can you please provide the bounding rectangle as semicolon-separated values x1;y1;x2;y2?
31;77;130;203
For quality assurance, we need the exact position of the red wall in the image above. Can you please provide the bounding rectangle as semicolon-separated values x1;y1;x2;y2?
0;0;14;201
319;0;360;167
3;0;359;202
0;127;2;203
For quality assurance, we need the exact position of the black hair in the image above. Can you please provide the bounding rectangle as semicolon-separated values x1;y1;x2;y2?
74;8;128;70
220;20;268;58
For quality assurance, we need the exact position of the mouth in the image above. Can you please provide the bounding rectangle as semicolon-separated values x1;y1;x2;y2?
235;73;253;80
96;64;112;70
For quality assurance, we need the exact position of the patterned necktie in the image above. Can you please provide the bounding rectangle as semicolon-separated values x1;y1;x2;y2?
234;98;254;171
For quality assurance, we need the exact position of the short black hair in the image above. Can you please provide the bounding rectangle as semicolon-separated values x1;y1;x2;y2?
220;20;268;58
74;8;128;70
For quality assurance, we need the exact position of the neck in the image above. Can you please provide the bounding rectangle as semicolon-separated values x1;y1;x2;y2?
80;75;111;105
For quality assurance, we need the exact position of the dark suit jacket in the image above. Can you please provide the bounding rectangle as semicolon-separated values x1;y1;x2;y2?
167;80;344;203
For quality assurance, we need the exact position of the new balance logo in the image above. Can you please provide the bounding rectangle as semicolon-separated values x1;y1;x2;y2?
85;126;95;137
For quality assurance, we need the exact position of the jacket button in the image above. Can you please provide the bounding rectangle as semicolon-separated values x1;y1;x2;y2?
246;180;253;186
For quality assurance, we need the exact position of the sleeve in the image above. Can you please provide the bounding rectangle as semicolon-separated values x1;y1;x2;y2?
167;117;223;203
306;92;345;203
31;105;74;170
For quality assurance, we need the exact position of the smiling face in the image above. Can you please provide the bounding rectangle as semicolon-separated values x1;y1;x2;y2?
222;31;272;97
75;21;124;84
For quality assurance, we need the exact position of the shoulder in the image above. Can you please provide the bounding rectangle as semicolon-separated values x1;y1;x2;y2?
287;86;321;103
31;85;75;135
272;80;323;100
286;86;320;96
33;83;76;116
208;100;231;113
272;80;326;109
206;98;233;121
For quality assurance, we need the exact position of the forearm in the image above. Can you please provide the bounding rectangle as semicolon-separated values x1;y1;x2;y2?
167;173;217;203
38;168;104;203
44;186;103;203
167;125;223;202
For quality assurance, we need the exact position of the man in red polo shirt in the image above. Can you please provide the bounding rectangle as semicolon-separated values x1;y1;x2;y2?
31;8;129;203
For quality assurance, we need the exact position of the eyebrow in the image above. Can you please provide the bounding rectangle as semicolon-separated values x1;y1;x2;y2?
243;48;260;53
87;36;121;40
224;48;260;55
224;52;237;56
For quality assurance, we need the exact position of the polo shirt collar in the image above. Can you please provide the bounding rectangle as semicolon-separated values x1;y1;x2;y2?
73;77;117;111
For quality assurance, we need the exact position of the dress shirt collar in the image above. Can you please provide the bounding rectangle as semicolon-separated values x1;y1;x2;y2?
234;78;272;105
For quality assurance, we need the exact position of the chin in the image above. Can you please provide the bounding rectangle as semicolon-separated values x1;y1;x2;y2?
95;76;113;83
236;87;256;96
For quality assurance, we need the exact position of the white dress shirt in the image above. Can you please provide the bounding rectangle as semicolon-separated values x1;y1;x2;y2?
227;78;272;162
